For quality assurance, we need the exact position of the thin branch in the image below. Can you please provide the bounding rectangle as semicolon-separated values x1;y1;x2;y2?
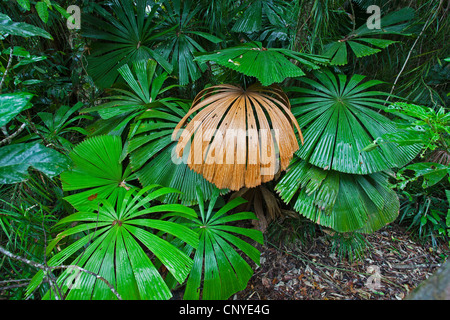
40;211;63;300
0;283;30;291
0;245;122;300
392;263;442;269
384;1;442;105
349;1;356;32
51;265;122;300
0;245;46;270
0;279;31;285
0;123;27;146
0;46;14;93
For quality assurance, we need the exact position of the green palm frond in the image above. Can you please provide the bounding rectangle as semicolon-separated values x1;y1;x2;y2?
288;69;421;174
31;102;92;150
323;7;414;65
80;59;179;134
194;41;329;86
26;186;199;300
231;0;288;33
155;0;223;85
276;156;399;233
60;135;132;211
82;0;173;88
179;187;263;300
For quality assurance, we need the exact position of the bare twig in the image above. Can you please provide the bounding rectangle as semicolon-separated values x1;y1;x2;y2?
384;1;442;105
0;123;27;146
0;283;31;291
51;265;122;300
0;245;122;300
392;263;441;269
0;279;31;284
40;211;63;300
0;46;14;93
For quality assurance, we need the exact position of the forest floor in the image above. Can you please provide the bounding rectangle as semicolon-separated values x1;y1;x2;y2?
233;223;449;300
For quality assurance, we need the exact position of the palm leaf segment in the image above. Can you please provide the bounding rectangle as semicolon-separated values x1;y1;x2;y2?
323;7;414;65
275;70;421;233
82;0;173;88
80;59;179;134
180;187;263;300
81;59;169;119
172;83;303;191
26;186;199;300
194;41;328;86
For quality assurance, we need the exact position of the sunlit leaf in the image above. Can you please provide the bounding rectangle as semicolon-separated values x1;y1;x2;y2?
0;92;33;127
0;12;52;39
194;41;328;86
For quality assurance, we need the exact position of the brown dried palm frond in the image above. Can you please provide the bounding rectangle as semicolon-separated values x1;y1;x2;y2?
172;83;303;191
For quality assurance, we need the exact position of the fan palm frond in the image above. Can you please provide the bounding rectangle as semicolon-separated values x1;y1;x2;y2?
178;187;263;300
322;7;414;65
172;83;303;191
194;41;329;86
154;0;223;85
26;186;198;300
60;135;132;211
288;69;421;174
82;0;173;88
276;156;400;233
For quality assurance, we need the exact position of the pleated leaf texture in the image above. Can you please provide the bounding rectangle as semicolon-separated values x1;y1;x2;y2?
194;41;328;86
275;156;400;233
180;187;263;300
128;100;226;205
60;135;132;212
172;84;304;191
288;69;421;175
26;186;199;300
82;0;173;88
